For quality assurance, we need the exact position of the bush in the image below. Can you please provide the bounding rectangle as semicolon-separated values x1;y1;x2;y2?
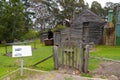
22;30;39;40
52;24;65;32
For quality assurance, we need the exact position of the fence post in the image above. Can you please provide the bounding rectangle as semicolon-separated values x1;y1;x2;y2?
53;45;59;69
84;45;89;73
80;43;84;72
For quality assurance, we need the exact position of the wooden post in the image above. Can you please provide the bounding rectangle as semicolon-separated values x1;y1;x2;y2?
53;46;59;69
68;52;70;67
84;45;89;73
66;51;68;65
58;46;61;65
20;57;24;76
72;50;74;67
61;45;64;67
80;43;84;72
76;47;78;68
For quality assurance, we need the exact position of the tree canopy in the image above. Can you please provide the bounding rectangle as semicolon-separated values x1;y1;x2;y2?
0;0;119;43
0;0;32;42
42;0;88;21
90;1;103;16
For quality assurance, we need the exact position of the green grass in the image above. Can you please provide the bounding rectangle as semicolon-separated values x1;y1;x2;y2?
1;40;120;78
2;69;44;80
0;39;53;77
64;77;73;80
0;44;16;77
90;45;120;60
88;45;120;71
88;59;101;70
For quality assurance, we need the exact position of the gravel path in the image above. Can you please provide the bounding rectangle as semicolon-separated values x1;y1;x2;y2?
24;71;106;80
3;71;106;80
91;61;120;80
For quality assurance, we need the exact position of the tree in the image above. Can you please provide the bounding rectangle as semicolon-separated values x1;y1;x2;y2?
0;0;31;42
0;0;32;42
29;0;88;31
90;1;103;16
105;2;114;9
29;0;53;31
42;0;87;24
103;2;115;17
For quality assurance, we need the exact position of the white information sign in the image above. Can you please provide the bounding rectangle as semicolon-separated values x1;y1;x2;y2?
12;45;32;57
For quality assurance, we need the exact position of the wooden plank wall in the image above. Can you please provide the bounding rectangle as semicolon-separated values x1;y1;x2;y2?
53;28;82;70
53;27;91;73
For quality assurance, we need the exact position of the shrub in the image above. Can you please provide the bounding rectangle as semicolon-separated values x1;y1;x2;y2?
22;30;39;40
52;24;65;32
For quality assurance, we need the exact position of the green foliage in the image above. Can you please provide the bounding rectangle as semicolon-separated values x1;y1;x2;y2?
0;0;32;42
22;30;39;40
52;24;65;32
90;1;103;16
42;0;88;23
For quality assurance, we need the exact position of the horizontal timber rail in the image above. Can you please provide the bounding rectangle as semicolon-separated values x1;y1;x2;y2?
33;54;53;66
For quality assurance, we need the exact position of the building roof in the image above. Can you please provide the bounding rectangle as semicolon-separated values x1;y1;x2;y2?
71;9;105;27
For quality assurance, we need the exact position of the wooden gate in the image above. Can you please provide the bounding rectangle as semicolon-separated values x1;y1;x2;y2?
53;27;90;73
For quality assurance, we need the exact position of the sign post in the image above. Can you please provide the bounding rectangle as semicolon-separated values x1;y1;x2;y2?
20;57;23;76
12;46;32;76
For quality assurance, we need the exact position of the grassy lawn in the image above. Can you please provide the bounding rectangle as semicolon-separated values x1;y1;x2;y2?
90;45;120;60
0;40;120;78
88;45;120;70
0;40;53;77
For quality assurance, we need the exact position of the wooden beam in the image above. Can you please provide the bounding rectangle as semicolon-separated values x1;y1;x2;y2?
33;55;53;66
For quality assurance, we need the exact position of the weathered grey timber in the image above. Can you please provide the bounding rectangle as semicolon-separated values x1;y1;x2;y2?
40;32;48;43
53;46;59;69
71;9;105;44
53;9;105;73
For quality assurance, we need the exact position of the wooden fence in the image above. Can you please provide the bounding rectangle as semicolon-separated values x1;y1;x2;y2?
53;28;91;73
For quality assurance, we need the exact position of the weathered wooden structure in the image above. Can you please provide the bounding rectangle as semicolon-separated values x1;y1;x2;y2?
40;31;53;46
103;10;115;46
53;9;105;73
40;32;48;43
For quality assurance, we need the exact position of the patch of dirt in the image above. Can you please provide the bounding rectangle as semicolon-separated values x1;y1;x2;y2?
91;61;120;80
58;66;80;75
3;71;96;80
3;68;105;80
22;71;104;80
4;61;120;80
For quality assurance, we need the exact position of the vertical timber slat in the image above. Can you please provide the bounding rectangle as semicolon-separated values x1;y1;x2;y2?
62;44;64;66
53;46;59;69
84;45;89;73
76;47;78;68
80;44;84;72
